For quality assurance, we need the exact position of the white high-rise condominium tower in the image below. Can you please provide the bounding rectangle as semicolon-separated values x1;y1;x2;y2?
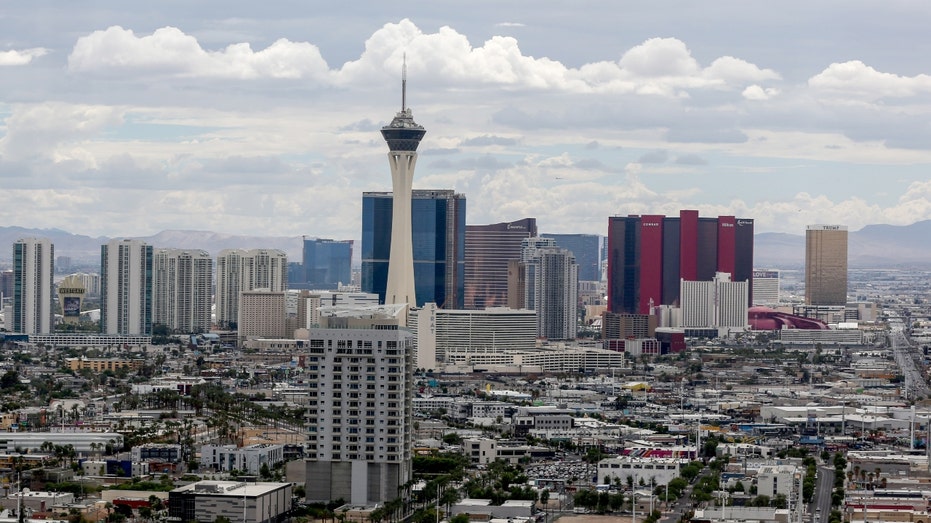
13;238;54;334
216;249;245;329
215;249;287;329
520;237;579;340
101;239;153;335
300;307;413;506
153;249;213;333
380;58;425;322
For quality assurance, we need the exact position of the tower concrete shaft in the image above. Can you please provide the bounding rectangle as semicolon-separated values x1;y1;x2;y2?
385;150;418;312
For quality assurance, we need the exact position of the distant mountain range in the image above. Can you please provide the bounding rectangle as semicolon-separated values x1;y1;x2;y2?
755;220;931;269
0;227;304;267
1;221;930;269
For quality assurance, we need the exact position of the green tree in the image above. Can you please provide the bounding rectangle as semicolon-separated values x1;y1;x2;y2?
573;490;597;510
148;495;166;512
442;433;463;445
773;494;787;509
584;446;605;464
751;495;771;507
608;492;623;512
410;508;436;523
702;436;719;459
0;371;20;390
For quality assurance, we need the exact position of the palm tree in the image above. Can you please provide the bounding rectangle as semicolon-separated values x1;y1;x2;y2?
440;483;459;517
148;495;165;514
385;498;404;523
39;441;54;461
369;506;386;523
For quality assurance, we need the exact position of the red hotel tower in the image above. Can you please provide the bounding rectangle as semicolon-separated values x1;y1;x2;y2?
607;211;754;314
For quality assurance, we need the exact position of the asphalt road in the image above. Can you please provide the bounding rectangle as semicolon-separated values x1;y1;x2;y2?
891;326;931;399
659;465;709;523
812;465;834;523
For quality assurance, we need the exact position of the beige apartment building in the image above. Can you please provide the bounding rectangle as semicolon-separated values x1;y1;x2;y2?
67;357;144;372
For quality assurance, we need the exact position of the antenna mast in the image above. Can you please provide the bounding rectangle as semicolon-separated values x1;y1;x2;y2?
402;53;407;111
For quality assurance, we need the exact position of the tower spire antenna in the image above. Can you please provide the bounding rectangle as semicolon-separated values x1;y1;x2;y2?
402;52;407;112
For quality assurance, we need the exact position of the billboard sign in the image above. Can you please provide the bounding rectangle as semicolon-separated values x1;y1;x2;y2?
63;296;81;317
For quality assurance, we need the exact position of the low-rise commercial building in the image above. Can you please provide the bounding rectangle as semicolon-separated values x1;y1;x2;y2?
200;444;284;475
168;481;291;523
67;357;144;373
1;490;74;513
462;438;554;465
131;443;182;463
0;432;123;454
597;456;682;487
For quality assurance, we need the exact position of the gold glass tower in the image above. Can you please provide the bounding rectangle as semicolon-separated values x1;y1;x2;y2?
805;224;848;306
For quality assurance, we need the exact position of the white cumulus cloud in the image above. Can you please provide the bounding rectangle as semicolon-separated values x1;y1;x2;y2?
808;60;931;100
742;84;780;100
704;56;780;84
0;48;48;66
65;21;779;98
603;38;780;96
68;25;330;79
0;102;125;162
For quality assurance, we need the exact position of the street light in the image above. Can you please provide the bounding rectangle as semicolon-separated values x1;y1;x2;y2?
631;473;637;523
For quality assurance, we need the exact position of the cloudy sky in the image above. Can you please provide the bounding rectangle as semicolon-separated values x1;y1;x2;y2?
2;2;931;241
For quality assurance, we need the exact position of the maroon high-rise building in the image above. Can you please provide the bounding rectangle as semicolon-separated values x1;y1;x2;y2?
607;211;754;314
464;218;537;309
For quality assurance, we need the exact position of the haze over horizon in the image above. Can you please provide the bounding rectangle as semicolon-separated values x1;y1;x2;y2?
3;3;931;241
5;220;931;272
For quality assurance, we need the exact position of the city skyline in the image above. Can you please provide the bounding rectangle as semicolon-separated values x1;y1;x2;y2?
2;4;931;243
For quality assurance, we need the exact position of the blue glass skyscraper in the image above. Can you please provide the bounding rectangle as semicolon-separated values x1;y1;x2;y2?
303;238;353;290
362;190;465;308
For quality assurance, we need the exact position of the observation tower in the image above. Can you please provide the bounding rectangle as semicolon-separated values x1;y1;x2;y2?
380;57;425;322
